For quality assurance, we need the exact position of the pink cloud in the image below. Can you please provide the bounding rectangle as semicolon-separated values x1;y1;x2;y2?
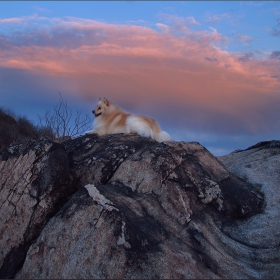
157;13;200;26
236;34;253;45
0;14;40;24
205;13;233;23
0;18;22;23
0;16;280;135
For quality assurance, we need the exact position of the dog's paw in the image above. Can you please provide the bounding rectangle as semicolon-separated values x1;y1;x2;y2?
85;130;95;135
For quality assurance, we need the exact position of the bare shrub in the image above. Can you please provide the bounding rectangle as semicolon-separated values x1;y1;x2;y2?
0;107;17;125
18;116;39;138
0;108;48;150
0;94;91;150
38;93;92;142
0;107;55;150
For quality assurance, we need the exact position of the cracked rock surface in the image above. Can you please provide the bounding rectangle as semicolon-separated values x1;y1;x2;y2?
0;134;280;279
1;134;278;278
0;138;75;278
218;141;280;267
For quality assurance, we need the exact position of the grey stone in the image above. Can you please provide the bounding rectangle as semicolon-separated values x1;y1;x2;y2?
13;134;271;279
218;141;280;251
0;138;75;278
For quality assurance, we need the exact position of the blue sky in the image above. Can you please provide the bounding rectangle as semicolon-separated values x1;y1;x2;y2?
0;1;280;155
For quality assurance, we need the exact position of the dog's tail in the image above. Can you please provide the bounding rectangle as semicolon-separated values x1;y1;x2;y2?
127;115;172;143
154;130;172;143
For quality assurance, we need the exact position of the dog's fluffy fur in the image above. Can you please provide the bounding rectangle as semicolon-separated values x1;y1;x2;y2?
86;98;171;142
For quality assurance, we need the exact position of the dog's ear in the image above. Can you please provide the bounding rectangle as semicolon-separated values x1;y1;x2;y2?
103;98;109;106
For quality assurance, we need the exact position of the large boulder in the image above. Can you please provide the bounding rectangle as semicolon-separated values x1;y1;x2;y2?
0;138;76;278
13;134;269;279
218;141;280;268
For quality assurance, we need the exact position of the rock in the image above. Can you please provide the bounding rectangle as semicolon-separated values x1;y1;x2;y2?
0;138;76;278
62;133;156;188
218;141;280;257
12;134;270;279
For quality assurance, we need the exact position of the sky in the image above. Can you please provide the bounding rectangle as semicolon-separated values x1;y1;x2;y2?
0;1;280;156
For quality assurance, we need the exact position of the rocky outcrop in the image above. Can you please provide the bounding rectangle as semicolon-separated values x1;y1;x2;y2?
0;138;76;278
218;140;280;257
0;134;279;278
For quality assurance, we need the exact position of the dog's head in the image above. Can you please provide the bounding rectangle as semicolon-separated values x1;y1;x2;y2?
92;98;110;117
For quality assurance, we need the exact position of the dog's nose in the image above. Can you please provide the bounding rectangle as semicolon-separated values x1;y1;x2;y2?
92;110;95;114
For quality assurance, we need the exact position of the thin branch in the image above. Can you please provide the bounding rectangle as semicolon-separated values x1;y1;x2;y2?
37;93;92;141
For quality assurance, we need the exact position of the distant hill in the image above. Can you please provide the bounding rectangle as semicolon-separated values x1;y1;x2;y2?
0;107;54;150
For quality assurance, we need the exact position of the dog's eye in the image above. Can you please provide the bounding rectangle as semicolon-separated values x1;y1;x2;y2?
98;107;101;109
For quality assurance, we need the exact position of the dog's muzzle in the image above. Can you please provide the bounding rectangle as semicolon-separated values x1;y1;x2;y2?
92;110;101;117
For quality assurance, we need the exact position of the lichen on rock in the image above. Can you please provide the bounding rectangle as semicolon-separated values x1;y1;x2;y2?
85;184;118;212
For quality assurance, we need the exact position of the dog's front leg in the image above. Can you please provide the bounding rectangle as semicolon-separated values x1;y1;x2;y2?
85;129;96;135
85;128;106;136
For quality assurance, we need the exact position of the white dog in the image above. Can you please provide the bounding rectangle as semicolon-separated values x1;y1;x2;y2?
86;98;171;142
